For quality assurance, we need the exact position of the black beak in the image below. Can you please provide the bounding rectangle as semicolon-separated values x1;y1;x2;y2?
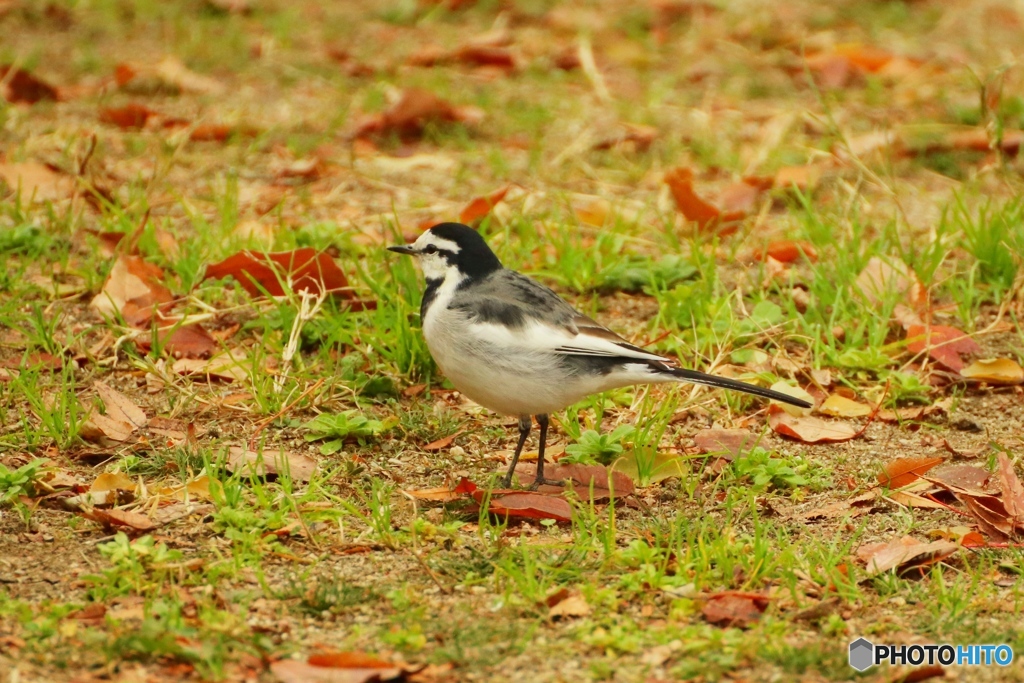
387;245;417;255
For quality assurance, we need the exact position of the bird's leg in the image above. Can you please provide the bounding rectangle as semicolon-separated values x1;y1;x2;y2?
502;416;532;488
529;414;563;489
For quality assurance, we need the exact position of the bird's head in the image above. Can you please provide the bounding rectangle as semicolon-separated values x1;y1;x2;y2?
388;222;502;282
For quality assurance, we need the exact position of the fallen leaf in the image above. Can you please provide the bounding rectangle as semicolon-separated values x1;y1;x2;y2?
612;450;688;485
271;653;401;683
756;240;818;264
354;88;484;141
134;317;219;359
701;593;768;628
226;446;317;483
422;430;462;452
877;457;944;489
996;453;1024;524
769;412;859;443
663;167;744;232
112;58;221;95
204;249;362;301
94;381;147;430
172;350;250;382
773;164;822;191
487;492;572;522
459;185;510;224
819;394;872;418
592;122;658;152
548;592;590;620
90;254;174;321
718;181;761;214
925;464;996;495
692;429;755;458
853;256;928;315
513;463;634;499
84;508;157;531
99;103;160;129
0;161;76;202
0;65;59;103
960;358;1024;385
906;324;980;372
958;494;1014;539
89;472;137;494
769;382;815;416
453;45;518;71
798;490;877;520
857;536;958;576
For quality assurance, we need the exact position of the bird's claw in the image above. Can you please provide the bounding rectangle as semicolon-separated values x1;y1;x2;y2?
528;477;565;490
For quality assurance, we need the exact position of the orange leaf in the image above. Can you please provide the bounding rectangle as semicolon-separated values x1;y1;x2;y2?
459;185;510;224
756;240;818;264
354;88;484;141
663;167;743;231
877;457;944;488
90;254;174;322
306;652;397;669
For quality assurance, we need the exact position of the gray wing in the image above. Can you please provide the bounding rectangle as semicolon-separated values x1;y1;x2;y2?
451;270;669;361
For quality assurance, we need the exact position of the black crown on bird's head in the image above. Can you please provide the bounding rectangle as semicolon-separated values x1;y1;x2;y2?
391;222;503;280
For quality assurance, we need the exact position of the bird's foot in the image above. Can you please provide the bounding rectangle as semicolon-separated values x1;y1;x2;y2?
528;476;566;491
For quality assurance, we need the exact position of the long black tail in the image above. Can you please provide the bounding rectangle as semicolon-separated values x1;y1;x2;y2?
661;365;813;409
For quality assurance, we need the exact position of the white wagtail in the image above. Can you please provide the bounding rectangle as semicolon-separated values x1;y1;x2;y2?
389;222;812;488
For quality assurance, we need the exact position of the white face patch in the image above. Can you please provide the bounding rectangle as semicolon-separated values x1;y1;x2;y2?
411;231;461;281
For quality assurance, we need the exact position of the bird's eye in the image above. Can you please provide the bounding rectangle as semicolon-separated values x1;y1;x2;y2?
423;245;439;255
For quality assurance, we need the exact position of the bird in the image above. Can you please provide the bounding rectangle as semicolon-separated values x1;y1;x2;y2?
388;222;812;488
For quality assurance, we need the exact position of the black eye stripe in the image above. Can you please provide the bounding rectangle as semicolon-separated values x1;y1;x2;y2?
423;245;439;254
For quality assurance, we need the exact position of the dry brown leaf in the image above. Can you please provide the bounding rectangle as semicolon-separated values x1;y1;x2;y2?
172;350;250;383
768;411;859;443
798;490;877;521
819;394;872;418
592;122;658;152
857;536;958;576
354;88;484;141
548;592;590;620
692;429;755;458
152;56;225;94
0;65;59;103
773;165;822;191
271;654;401;683
960;358;1024;385
487;492;572;522
906;324;980;372
853;256;928;316
877;457;944;489
701;593;768;628
513;462;634;498
94;381;147;430
90;254;174;321
84;508;157;531
996;453;1024;524
0;161;76;203
926;464;996;495
958;494;1014;539
226;446;317;483
422;430;462;452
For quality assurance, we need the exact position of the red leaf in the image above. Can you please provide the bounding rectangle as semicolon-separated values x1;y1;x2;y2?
99;103;159;129
459;185;510;224
422;430;462;452
204;249;356;299
0;65;59;104
663;167;744;232
906;324;980;371
454;45;517;70
453;477;477;494
306;652;397;669
693;429;755;458
488;492;572;522
701;593;768;628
